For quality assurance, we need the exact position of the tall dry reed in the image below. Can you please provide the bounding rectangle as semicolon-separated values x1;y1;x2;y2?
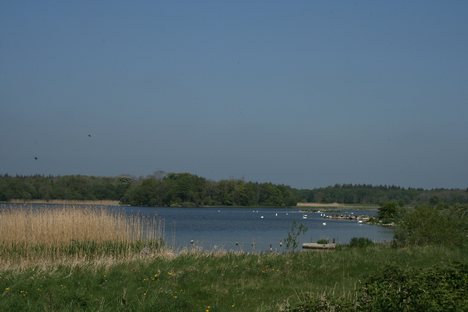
0;206;163;245
0;206;165;268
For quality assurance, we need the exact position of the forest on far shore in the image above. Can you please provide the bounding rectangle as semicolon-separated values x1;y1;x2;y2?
1;173;467;207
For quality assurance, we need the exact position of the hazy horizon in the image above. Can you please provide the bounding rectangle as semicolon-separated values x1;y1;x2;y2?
1;1;467;189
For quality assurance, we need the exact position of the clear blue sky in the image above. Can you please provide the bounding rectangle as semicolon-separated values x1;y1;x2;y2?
1;1;467;189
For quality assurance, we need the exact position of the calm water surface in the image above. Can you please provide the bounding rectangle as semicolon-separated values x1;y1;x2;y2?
123;206;394;252
1;204;394;252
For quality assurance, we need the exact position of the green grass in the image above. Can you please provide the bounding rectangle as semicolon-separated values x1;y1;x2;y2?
1;245;466;311
0;240;163;266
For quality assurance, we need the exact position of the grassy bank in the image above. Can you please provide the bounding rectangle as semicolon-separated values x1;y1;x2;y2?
1;246;466;311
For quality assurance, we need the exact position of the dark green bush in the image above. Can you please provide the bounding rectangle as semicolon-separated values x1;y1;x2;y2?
395;204;467;247
378;201;401;224
357;263;468;311
285;263;468;312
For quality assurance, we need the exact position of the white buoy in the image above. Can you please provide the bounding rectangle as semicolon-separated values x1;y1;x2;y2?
322;222;327;226
260;216;264;219
275;213;278;216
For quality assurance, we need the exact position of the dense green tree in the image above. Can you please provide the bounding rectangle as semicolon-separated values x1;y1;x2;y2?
378;201;400;224
162;173;208;206
126;178;164;206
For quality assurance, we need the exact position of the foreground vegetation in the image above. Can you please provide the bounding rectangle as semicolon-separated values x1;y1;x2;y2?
0;202;466;311
286;261;467;311
2;173;468;207
0;246;466;311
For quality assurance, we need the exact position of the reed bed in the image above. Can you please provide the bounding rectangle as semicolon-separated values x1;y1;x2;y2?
0;206;165;268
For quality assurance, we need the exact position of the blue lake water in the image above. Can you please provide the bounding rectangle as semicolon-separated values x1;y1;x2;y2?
1;204;394;252
122;206;394;252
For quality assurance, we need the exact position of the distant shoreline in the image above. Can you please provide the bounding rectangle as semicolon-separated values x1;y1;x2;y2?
4;200;381;209
7;199;121;206
297;202;379;210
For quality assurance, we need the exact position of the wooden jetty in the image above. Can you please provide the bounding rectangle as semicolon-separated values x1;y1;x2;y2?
302;243;336;250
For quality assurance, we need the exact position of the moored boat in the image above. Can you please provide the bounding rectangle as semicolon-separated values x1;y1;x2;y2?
302;242;336;250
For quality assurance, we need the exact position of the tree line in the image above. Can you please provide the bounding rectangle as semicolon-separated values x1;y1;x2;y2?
0;174;132;202
297;183;468;205
1;173;467;206
0;173;297;207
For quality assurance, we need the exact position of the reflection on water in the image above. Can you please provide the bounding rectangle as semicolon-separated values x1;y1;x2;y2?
123;206;394;252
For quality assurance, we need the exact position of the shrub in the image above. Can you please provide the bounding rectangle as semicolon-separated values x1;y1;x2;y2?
284;263;468;312
285;221;308;252
394;204;467;247
357;263;468;311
